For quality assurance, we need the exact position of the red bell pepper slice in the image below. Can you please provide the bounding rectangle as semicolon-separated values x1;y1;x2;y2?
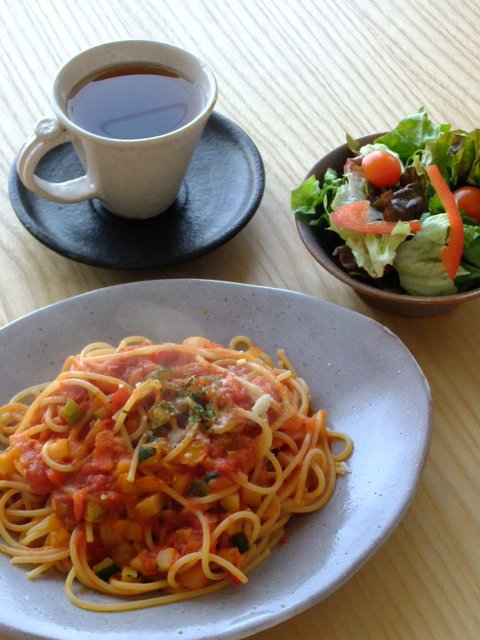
426;164;464;281
330;200;421;235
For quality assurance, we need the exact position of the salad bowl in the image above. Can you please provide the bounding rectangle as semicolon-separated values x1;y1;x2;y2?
294;122;480;316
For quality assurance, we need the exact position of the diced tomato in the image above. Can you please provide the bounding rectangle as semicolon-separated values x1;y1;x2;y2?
165;527;203;554
90;430;120;473
209;433;258;475
25;458;57;495
131;548;159;576
206;474;233;492
219;377;252;409
110;386;131;410
46;467;68;488
15;440;63;495
281;413;306;435
73;488;88;521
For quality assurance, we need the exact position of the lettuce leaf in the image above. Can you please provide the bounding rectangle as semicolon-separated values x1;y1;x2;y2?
330;222;411;278
455;263;480;291
374;108;450;163
421;129;480;186
331;169;367;210
291;170;342;223
394;214;458;296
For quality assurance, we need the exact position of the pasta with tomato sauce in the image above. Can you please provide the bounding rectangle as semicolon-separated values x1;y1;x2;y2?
0;336;352;611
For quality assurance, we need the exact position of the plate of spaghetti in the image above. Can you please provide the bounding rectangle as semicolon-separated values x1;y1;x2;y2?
0;279;431;640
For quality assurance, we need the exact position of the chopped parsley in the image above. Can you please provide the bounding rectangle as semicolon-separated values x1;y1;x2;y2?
138;445;156;462
147;368;172;382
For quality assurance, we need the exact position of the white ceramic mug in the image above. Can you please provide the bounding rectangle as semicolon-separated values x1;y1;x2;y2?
16;41;217;219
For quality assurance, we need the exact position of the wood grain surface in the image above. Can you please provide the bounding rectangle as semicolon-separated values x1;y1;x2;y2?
0;1;479;638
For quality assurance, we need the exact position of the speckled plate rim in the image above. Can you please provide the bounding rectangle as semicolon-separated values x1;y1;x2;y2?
0;279;432;640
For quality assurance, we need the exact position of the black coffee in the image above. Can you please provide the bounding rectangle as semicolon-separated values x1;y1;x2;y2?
67;64;204;139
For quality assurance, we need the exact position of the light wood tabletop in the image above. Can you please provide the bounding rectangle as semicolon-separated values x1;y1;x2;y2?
0;1;479;638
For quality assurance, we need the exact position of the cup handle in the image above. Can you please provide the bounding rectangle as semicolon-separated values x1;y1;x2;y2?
16;117;97;203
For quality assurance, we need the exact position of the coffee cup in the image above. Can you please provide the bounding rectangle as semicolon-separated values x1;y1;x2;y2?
16;40;218;219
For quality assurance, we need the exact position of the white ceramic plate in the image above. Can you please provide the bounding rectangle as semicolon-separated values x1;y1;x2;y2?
0;279;431;640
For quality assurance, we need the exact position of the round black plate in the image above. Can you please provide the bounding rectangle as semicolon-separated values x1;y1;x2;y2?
9;112;265;269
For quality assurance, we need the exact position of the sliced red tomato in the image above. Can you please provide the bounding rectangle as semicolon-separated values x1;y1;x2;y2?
362;150;402;188
453;186;480;221
330;200;421;235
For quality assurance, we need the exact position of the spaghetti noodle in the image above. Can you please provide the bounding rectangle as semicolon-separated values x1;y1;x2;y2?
0;336;352;611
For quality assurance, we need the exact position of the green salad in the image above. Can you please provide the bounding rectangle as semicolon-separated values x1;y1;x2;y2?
292;108;480;296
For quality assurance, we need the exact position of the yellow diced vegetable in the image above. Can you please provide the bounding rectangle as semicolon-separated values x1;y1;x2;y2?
240;487;262;507
115;458;131;474
171;473;189;495
176;562;209;589
125;521;143;541
121;566;138;582
220;493;240;513
48;438;69;460
134;493;164;518
0;451;15;476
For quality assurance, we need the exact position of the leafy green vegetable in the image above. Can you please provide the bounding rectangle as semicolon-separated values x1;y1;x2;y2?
291;170;342;221
330;169;367;211
394;214;458;295
330;224;411;278
346;133;361;154
455;262;480;291
421;129;480;186
191;401;215;426
374;107;450;163
462;222;480;267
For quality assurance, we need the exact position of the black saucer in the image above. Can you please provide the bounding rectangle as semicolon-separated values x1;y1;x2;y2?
9;112;265;270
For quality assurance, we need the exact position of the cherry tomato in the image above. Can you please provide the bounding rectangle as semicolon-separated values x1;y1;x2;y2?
453;186;480;221
362;150;402;188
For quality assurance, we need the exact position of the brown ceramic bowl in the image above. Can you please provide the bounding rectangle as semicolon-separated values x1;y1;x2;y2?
295;133;480;316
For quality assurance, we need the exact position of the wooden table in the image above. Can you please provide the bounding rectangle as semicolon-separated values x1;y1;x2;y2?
0;1;479;638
